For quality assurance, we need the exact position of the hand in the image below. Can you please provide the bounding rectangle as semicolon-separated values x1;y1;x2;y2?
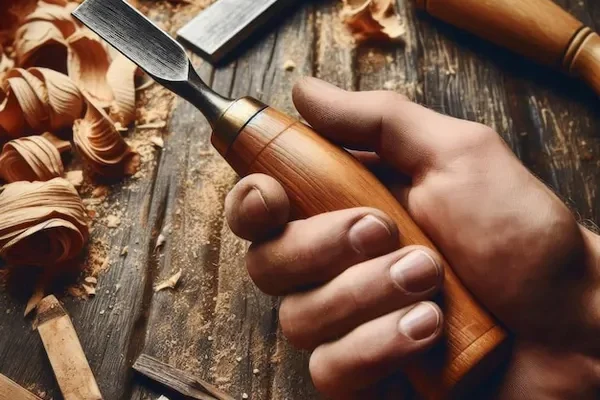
224;77;600;399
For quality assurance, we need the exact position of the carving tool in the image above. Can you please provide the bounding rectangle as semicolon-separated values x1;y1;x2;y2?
133;354;234;400
416;0;600;95
177;0;297;63
73;1;508;398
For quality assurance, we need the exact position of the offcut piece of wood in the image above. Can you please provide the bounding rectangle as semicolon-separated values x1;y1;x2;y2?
34;295;103;400
0;374;43;400
133;354;234;400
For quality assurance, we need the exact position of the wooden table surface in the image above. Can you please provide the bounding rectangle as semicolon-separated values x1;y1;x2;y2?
1;0;599;399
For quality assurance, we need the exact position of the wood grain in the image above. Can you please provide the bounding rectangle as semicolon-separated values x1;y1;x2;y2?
0;0;599;399
417;0;600;96
35;296;102;400
0;374;42;400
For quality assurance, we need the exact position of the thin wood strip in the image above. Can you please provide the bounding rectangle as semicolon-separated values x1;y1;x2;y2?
133;354;234;400
34;295;103;400
0;374;43;400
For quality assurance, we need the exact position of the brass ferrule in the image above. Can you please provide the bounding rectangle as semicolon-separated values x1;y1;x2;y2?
211;97;267;156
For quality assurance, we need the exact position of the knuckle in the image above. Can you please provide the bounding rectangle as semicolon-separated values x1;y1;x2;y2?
309;348;338;396
279;298;311;349
244;246;277;295
462;122;501;149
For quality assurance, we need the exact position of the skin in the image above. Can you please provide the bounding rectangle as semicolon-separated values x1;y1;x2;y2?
224;77;600;399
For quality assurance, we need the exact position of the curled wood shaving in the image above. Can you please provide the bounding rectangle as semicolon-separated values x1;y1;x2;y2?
154;269;182;292
107;54;139;127
0;134;65;182
24;1;78;38
73;99;140;179
0;67;84;140
15;20;68;70
341;0;405;42
67;31;113;108
0;46;15;78
29;67;84;132
0;178;89;267
41;131;70;154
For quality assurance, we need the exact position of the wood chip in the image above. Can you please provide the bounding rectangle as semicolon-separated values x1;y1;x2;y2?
24;285;44;317
106;215;120;228
137;121;167;129
82;284;96;296
149;136;164;148
120;246;129;256
84;276;97;285
154;269;182;292
283;60;296;71
155;233;166;250
64;170;84;188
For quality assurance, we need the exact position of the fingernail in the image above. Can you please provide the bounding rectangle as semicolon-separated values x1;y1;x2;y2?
398;303;440;341
348;215;392;255
242;188;269;219
390;251;440;293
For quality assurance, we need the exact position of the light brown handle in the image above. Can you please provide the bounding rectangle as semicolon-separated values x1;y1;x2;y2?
213;105;508;399
416;0;600;96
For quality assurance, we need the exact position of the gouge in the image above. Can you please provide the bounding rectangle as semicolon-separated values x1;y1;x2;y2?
72;1;508;398
416;0;600;95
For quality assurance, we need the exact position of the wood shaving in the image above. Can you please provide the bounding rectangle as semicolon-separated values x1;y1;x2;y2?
341;0;405;42
0;134;65;182
84;276;97;285
82;284;96;296
154;269;182;292
149;136;164;148
137;121;167;129
24;284;45;316
120;246;128;256
155;233;166;250
0;178;89;267
64;170;84;188
107;54;140;127
105;215;120;228
0;67;84;140
66;30;113;107
73;98;140;179
283;60;296;71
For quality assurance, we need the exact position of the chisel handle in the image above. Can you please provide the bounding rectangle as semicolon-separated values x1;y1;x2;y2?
416;0;600;95
213;101;508;399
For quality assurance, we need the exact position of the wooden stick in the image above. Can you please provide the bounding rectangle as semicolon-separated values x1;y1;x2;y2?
0;374;43;400
133;354;234;400
34;295;103;400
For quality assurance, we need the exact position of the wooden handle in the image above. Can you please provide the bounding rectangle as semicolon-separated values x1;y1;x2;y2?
416;0;600;96
213;106;508;399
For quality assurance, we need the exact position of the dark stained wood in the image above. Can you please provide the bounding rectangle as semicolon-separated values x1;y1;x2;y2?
0;0;599;400
133;354;234;400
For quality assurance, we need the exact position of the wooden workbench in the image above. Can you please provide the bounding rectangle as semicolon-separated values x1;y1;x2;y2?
0;0;599;399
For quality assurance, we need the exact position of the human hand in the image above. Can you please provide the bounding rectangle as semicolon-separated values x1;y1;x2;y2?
224;77;600;399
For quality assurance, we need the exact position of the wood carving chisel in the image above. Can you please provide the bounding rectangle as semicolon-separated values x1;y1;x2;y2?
177;0;297;64
416;0;600;95
72;1;508;398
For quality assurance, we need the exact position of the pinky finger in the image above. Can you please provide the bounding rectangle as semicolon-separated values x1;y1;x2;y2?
309;302;443;398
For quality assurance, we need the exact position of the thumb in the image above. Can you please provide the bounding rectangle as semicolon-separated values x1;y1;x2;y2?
292;77;469;176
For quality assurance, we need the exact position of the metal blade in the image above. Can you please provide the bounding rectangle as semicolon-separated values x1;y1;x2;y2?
72;0;188;82
72;0;233;126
